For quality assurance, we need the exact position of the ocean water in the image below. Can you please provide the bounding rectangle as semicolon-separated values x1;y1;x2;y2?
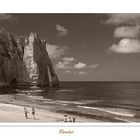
1;81;140;122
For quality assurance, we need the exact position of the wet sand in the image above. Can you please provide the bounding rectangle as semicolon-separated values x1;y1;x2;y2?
0;93;138;122
0;94;99;122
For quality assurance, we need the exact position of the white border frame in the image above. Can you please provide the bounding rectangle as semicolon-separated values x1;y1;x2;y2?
0;0;140;139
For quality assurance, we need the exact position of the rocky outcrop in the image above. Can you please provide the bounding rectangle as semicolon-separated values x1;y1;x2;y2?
0;31;59;88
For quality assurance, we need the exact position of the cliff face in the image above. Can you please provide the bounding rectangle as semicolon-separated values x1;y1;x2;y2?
0;31;22;87
0;31;59;88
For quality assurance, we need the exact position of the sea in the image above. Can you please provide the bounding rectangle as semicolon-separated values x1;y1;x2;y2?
1;81;140;122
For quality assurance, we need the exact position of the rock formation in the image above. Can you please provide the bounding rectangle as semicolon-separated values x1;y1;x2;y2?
0;31;59;88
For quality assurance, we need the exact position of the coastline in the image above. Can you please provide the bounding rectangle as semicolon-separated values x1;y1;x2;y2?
0;94;99;122
0;93;138;122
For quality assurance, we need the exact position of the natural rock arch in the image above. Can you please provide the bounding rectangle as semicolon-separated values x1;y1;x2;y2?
0;31;59;88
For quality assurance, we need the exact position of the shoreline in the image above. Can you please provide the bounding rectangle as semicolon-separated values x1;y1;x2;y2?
0;93;139;122
0;94;99;122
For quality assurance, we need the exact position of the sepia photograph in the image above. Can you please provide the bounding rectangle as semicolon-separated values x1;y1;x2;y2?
0;13;140;123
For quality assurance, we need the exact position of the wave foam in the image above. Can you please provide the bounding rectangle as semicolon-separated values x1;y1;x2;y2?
77;106;135;117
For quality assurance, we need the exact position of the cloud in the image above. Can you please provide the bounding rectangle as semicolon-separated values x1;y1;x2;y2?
108;39;140;53
62;57;76;62
114;26;140;38
78;71;88;75
105;14;140;54
89;64;99;68
56;61;71;69
56;58;74;69
56;56;76;70
56;61;87;70
56;57;98;72
65;70;71;73
46;43;68;59
74;62;87;69
104;14;140;25
0;14;16;21
56;24;69;37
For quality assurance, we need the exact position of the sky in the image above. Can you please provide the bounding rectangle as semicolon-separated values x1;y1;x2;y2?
1;14;140;81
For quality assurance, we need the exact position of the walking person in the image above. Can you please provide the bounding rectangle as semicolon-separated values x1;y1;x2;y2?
32;107;35;119
24;107;28;119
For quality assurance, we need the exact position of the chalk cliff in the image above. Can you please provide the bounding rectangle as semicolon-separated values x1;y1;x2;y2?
0;31;59;88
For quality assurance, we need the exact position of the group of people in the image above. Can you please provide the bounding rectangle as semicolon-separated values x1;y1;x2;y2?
63;114;76;122
24;107;76;122
24;107;35;119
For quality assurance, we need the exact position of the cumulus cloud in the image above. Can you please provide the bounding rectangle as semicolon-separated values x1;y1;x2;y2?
56;60;87;70
65;70;71;73
78;71;88;75
104;14;140;25
56;57;99;71
46;43;68;59
114;26;140;38
74;62;87;69
89;64;99;68
56;56;76;70
56;58;74;70
56;24;69;37
56;56;98;73
56;61;71;69
105;14;140;54
62;57;76;62
108;39;140;54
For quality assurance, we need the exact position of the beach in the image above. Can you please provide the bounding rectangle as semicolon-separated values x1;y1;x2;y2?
0;92;138;123
0;94;99;122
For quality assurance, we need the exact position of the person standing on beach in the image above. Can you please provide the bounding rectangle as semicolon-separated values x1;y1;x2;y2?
72;117;76;122
24;107;28;119
63;114;68;122
32;107;35;119
69;116;73;122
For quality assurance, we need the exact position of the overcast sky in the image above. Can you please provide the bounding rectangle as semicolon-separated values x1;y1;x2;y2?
1;14;140;81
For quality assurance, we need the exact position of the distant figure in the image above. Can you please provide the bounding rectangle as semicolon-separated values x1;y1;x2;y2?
63;114;68;122
32;107;35;119
69;116;73;122
24;107;28;119
72;117;76;122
